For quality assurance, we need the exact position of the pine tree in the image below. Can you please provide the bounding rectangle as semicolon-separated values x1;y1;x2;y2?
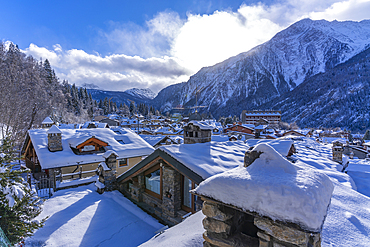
0;138;45;244
129;101;136;115
363;130;370;141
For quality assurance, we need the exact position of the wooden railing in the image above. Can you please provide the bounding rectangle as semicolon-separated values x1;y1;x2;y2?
56;168;97;181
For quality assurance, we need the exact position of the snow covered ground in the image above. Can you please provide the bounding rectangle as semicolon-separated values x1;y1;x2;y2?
25;138;370;247
25;184;163;247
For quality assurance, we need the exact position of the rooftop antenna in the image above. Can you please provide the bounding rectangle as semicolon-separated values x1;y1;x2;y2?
193;86;206;113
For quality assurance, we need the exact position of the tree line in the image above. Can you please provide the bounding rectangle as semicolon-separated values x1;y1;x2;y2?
0;42;94;144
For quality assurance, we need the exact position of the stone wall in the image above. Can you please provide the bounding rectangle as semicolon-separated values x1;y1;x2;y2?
104;154;118;191
119;163;201;226
184;124;212;144
161;166;182;223
200;198;321;247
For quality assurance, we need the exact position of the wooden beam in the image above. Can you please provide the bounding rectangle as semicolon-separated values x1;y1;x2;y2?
76;137;108;149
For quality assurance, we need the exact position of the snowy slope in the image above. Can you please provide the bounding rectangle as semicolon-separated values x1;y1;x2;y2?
154;19;370;117
26;184;163;247
124;88;156;99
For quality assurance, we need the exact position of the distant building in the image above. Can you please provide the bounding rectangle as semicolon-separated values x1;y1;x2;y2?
241;110;281;125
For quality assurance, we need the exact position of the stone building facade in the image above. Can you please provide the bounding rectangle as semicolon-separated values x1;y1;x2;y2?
183;122;212;144
117;149;204;226
199;197;322;247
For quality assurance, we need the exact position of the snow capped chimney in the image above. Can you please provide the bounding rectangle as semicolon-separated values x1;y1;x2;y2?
47;125;62;152
42;116;55;128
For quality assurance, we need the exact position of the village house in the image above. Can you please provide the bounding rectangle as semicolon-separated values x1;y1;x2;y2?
116;121;296;226
140;135;181;148
99;118;120;127
81;121;109;129
153;126;183;136
22;126;154;190
93;115;107;122
282;130;307;137
241;110;281;125
223;123;254;135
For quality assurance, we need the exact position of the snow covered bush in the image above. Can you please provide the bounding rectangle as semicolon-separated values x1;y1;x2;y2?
0;137;45;244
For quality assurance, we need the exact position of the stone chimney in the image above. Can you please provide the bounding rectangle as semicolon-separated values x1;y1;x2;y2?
183;121;212;144
47;125;63;152
332;141;344;163
102;150;118;191
41;116;55;128
193;144;333;247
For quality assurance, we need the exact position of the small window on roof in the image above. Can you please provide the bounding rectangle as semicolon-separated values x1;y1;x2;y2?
119;158;128;167
117;140;125;144
114;130;120;134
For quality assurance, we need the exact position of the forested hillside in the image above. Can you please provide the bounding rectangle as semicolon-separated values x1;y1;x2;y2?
0;42;95;143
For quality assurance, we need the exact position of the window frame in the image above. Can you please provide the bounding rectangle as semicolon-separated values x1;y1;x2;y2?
181;175;197;213
144;164;162;200
118;158;128;167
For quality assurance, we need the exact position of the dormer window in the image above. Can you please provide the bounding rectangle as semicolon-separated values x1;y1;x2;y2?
81;145;95;152
75;136;108;154
117;140;125;145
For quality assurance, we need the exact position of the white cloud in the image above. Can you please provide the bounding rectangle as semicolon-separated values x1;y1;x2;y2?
172;5;283;71
308;0;370;21
23;44;191;93
22;0;370;93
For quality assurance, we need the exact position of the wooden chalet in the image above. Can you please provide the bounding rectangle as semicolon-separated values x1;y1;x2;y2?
223;124;254;135
22;127;154;190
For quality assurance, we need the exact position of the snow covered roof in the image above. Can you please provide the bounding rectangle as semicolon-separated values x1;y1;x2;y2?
81;122;108;128
194;143;334;232
42;117;54;124
363;141;370;146
102;150;118;158
27;128;154;169
58;123;81;129
245;139;294;157
140;135;167;147
98;162;110;171
47;125;61;134
187;121;214;130
159;141;248;180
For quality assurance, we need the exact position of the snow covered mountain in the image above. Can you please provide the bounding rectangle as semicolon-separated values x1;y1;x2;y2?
87;88;153;107
153;19;370;119
259;45;370;131
124;88;156;100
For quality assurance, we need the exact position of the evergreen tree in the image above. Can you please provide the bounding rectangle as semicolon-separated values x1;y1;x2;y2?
43;59;55;84
129;101;136;115
0;138;45;244
363;130;370;141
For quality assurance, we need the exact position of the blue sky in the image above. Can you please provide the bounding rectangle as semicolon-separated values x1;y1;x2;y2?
1;0;271;55
2;0;370;93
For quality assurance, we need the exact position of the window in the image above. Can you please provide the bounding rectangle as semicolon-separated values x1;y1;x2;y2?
119;158;128;167
81;145;95;152
181;175;198;213
145;166;162;199
117;140;125;144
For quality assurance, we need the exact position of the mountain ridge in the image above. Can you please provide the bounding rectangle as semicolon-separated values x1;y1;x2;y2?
151;18;370;121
